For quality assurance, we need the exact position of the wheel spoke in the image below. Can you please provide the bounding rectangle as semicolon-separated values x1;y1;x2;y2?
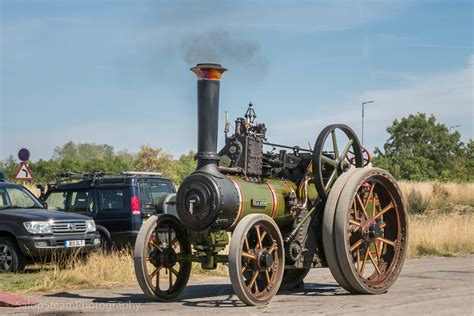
241;264;248;273
374;202;394;220
356;194;369;219
248;271;259;289
356;249;361;273
170;237;178;246
268;242;277;254
244;237;250;251
265;269;271;285
376;237;396;247
324;169;337;192
255;225;263;249
260;230;268;243
331;130;339;158
364;183;375;211
349;219;362;227
360;248;370;276
353;198;358;220
242;251;257;260
171;267;179;277
168;268;173;289
149;239;160;250
340;139;354;161
321;155;337;167
367;250;381;275
149;265;163;279
350;239;364;252
374;240;382;263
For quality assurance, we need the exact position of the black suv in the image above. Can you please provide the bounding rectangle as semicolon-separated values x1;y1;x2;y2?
41;171;177;249
0;173;100;272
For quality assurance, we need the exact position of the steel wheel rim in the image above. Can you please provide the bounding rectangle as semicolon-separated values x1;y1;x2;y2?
144;221;188;296
240;221;282;301
0;244;13;272
345;176;407;288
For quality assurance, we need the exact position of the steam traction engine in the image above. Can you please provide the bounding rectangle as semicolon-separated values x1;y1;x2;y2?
134;64;408;306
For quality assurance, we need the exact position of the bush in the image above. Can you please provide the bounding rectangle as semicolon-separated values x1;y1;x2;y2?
406;189;430;214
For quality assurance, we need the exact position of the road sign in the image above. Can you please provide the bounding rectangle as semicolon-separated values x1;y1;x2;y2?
14;163;33;181
18;148;30;162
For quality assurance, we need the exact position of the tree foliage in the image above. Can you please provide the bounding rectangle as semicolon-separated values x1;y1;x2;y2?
0;142;197;185
372;113;472;181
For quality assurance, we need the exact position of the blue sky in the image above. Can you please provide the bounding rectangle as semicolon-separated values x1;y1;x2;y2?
1;0;472;161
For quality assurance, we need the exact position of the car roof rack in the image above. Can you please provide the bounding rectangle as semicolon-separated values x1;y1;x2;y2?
50;171;165;188
121;171;163;177
53;171;105;187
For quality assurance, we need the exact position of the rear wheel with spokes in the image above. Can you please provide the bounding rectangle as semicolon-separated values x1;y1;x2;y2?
134;214;192;301
229;214;285;306
334;168;408;294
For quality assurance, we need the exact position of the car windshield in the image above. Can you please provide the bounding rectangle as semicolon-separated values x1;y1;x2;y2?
0;185;44;210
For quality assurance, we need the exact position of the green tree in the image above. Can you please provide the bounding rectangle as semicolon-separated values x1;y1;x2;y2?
1;156;19;181
53;141;114;161
175;150;196;184
372;113;472;181
134;145;177;182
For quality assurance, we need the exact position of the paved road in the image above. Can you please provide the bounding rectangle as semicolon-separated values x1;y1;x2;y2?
3;255;473;315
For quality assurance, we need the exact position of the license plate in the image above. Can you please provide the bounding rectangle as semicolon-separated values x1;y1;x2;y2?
64;240;85;248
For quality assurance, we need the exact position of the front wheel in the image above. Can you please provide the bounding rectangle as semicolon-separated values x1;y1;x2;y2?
134;214;192;301
228;214;285;306
0;237;26;273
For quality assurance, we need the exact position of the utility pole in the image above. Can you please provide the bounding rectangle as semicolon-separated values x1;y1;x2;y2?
361;100;375;146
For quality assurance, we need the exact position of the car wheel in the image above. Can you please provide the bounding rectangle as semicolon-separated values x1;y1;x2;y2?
0;237;26;273
99;231;113;252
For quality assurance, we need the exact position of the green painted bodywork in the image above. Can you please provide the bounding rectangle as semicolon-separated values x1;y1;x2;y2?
228;175;297;228
184;175;320;270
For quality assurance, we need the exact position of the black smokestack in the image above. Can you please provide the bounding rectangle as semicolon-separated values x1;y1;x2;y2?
190;63;227;173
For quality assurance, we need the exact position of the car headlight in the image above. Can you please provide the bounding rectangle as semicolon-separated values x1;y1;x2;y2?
23;221;53;234
85;220;96;232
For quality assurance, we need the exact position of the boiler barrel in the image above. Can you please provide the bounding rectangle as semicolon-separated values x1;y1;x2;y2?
176;172;297;231
227;176;296;229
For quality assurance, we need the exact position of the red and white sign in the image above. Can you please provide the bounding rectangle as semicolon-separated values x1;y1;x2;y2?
14;163;33;181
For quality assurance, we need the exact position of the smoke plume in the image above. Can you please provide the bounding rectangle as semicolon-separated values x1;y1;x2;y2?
181;29;268;78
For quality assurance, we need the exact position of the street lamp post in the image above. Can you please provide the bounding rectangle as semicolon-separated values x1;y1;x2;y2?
361;100;375;146
449;125;461;133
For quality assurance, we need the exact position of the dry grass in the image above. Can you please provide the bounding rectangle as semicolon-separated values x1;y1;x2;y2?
399;181;474;214
408;214;474;257
0;250;135;292
0;249;228;293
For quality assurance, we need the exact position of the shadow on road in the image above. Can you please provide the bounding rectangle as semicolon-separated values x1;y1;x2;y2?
44;282;350;308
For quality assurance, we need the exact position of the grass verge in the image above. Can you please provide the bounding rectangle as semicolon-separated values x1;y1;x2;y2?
408;213;473;257
0;249;228;293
